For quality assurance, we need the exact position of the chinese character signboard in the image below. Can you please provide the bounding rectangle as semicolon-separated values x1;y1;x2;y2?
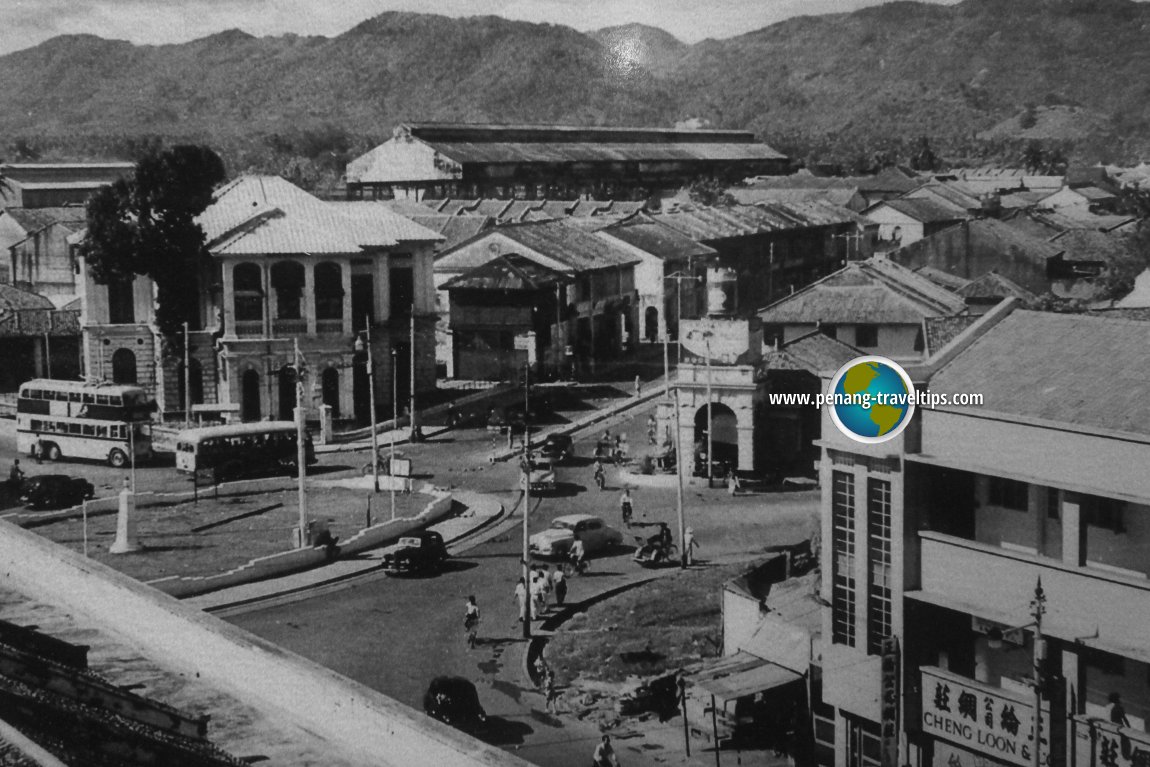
1074;716;1150;767
920;667;1048;767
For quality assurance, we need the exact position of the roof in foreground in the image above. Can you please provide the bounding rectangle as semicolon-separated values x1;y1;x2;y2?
599;218;717;261
442;253;568;291
873;196;969;223
929;309;1150;438
198;176;442;255
758;258;967;325
438;218;639;273
647;200;859;242
760;329;860;374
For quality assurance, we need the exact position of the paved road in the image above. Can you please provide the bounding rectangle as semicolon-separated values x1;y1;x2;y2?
229;404;819;767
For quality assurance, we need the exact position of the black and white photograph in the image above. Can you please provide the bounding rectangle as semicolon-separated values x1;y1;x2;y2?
1;1;1148;765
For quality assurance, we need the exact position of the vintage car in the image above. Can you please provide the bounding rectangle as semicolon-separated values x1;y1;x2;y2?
538;434;574;463
423;676;488;735
529;514;623;558
380;530;449;576
519;454;557;493
20;475;95;510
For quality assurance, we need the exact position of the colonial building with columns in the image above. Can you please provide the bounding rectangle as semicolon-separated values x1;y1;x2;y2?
79;175;442;423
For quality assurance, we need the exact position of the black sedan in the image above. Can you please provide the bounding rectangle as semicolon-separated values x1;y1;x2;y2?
20;475;95;510
380;530;449;576
423;676;488;735
537;433;574;463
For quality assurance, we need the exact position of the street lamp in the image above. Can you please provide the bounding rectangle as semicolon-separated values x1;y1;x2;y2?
521;362;532;639
293;338;309;548
390;347;398;520
354;318;380;493
985;578;1047;767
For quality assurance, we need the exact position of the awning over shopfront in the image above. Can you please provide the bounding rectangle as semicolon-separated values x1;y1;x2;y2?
689;651;803;703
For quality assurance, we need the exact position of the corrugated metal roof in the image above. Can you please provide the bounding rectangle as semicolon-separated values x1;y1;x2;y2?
877;196;968;223
425;140;787;166
442;253;568;291
914;265;972;291
436;219;639;274
930;310;1150;437
731;187;860;207
0;284;55;314
600;219;716;261
331;201;445;245
401;122;759;144
758;258;967;324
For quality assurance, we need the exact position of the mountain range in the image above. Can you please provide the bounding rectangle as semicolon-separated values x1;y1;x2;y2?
1;0;1149;169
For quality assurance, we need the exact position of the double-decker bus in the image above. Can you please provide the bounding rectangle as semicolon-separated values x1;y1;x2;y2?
174;422;316;482
16;379;156;468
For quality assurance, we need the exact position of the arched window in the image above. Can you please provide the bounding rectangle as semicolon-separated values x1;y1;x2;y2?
644;306;659;343
278;365;297;421
233;263;263;322
111;348;137;384
315;262;344;321
271;261;305;320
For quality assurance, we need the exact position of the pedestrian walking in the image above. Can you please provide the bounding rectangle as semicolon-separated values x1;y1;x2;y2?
592;734;621;767
463;596;480;649
544;667;560;714
684;527;699;566
634;375;642;397
32;433;43;464
619;488;634;527
1110;692;1131;726
541;565;553;611
727;469;741;496
514;577;527;623
551;566;567;606
7;459;24;490
530;570;546;617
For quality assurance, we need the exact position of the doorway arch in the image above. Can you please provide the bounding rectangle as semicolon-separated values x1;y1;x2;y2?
111;348;137;384
241;369;261;422
693;402;739;474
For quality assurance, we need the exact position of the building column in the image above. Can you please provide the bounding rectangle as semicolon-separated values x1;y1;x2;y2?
375;254;390;324
736;406;755;472
341;260;354;335
303;260;316;336
1061;493;1086;567
221;262;235;337
1030;483;1047;556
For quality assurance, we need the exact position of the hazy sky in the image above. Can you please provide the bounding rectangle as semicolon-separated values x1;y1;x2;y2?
0;0;966;56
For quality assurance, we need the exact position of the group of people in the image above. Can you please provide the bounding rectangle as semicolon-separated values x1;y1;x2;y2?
514;564;568;623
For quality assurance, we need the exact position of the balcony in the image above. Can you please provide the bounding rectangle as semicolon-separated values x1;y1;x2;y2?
234;320;264;338
913;531;1150;662
272;318;307;336
316;319;344;336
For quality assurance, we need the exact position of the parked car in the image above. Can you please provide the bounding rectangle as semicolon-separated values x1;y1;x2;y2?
486;396;553;432
538;434;574;463
20;475;95;510
380;530;449;576
529;514;623;558
423;676;489;735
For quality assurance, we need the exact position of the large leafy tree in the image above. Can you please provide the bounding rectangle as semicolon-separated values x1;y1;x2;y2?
80;145;226;339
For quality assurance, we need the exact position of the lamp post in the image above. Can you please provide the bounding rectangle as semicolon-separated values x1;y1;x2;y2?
355;318;380;493
665;270;700;365
409;312;418;442
521;361;532;639
183;321;191;428
294;338;308;547
1030;578;1046;767
390;347;397;520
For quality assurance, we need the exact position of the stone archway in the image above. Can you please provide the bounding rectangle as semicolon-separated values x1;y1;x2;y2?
693;402;739;476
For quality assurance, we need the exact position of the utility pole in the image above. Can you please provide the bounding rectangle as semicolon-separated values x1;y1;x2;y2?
43;332;52;379
183;321;191;428
1031;578;1046;767
294;338;308;548
704;334;714;488
522;362;532;639
674;385;686;569
665;270;700;365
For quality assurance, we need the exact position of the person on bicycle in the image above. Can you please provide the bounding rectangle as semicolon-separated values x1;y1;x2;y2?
592;735;621;767
569;538;586;574
464;596;480;649
592;459;605;491
619;488;633;526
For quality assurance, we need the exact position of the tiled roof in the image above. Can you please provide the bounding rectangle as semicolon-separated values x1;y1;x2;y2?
999;191;1050;209
599;219;716;261
914;265;971;291
760;329;860;374
923;314;980;356
758;257;967;324
877;196;968;223
730;187;860;208
421;198;647;224
1052;229;1131;266
648;200;859;242
436;219;639;274
198;176;440;256
331;201;444;245
904;182;981;212
955;271;1039;303
1;206;87;234
929;310;1150;437
1074;185;1117;201
0;284;54;315
1031;208;1136;233
442;253;568;291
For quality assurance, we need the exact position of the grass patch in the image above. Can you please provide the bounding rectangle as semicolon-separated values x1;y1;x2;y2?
546;560;767;685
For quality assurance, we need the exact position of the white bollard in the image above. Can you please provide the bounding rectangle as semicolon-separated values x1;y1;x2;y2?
109;478;140;554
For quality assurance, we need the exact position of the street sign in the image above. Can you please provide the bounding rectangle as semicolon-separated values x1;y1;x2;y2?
514;335;532;351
